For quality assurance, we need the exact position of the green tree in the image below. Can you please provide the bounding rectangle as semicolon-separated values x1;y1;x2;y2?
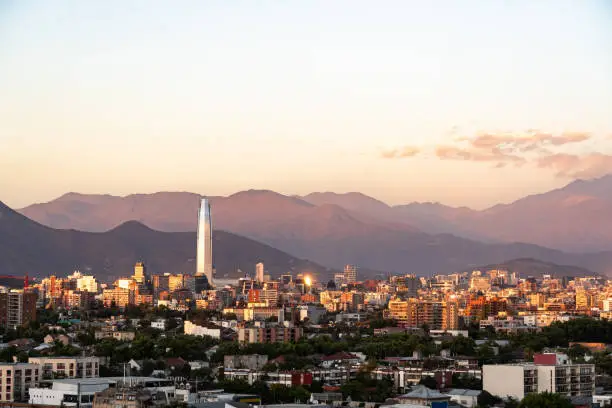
518;392;573;408
477;390;501;408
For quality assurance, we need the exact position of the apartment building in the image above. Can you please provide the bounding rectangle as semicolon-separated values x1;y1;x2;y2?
386;297;458;330
0;290;37;330
0;362;40;402
237;324;302;344
28;357;100;379
483;353;595;400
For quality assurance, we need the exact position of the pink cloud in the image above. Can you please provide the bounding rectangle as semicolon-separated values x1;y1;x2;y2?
536;153;612;179
381;146;420;159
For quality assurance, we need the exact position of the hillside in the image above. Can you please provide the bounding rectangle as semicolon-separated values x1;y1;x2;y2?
0;201;331;281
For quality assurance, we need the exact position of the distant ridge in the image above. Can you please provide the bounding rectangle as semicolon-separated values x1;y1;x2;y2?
0;201;331;281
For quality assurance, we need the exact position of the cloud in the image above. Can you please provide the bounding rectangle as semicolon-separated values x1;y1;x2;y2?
435;145;526;164
469;131;590;152
536;153;612;179
381;146;420;159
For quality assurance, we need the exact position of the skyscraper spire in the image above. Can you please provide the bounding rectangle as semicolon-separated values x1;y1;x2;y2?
196;198;213;286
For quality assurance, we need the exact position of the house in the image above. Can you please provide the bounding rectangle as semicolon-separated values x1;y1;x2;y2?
320;352;361;368
396;385;451;406
8;338;35;351
151;319;167;330
128;359;142;372
445;388;481;408
44;334;71;346
166;357;186;372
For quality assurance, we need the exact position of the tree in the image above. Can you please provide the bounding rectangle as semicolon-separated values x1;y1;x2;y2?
477;390;501;407
518;392;572;408
418;376;438;389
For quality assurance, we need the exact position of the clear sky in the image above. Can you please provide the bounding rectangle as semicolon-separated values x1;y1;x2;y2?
1;1;612;209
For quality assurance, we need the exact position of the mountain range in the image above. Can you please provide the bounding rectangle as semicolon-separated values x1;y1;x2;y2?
0;201;329;281
13;175;612;277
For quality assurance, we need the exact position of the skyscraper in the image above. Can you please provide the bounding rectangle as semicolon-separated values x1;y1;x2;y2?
196;198;213;286
133;261;147;285
344;264;357;283
255;262;264;283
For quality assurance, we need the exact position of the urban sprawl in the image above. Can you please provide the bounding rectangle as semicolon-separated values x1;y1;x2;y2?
2;200;611;408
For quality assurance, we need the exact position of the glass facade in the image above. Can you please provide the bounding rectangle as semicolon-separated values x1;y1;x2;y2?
196;198;213;285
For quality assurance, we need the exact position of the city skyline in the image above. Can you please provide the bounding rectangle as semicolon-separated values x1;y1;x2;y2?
2;1;612;209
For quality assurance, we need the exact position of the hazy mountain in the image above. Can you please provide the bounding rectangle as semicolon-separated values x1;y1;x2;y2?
15;176;612;273
0;201;331;281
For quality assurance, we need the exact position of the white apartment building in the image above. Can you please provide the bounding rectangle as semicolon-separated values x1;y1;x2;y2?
28;357;100;379
0;362;40;402
151;319;167;330
184;320;221;339
483;353;595;400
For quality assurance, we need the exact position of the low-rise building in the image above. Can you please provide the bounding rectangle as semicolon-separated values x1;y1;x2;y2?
237;323;302;344
29;378;113;407
28;357;100;379
184;321;221;339
483;353;595;400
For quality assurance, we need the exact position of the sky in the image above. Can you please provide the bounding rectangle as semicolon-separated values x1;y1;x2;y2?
1;1;612;209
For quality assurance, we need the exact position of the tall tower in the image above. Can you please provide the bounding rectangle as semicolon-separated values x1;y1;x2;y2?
255;262;264;283
133;262;147;284
196;198;213;286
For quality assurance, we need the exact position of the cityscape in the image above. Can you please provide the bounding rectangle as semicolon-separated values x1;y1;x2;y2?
2;2;612;408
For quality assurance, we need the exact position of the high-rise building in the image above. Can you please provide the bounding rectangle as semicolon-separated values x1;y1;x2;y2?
76;275;98;293
255;262;265;283
344;264;357;284
196;198;213;286
133;262;147;285
0;290;37;330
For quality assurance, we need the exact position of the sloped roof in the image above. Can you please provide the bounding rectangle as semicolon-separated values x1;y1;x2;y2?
399;385;449;400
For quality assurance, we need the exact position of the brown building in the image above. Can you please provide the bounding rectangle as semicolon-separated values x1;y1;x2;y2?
0;290;37;330
93;387;168;408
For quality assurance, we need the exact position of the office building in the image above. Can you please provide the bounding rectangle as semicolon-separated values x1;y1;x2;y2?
196;198;213;286
255;262;264;283
344;264;357;284
133;262;147;285
29;378;113;408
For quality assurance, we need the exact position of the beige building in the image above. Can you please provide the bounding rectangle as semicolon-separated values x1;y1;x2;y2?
28;357;100;379
386;297;458;330
0;362;40;402
483;353;595;400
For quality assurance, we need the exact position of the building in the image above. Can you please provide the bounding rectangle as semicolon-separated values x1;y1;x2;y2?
29;378;114;408
0;362;40;402
101;287;133;308
29;357;100;379
344;264;357;284
76;275;98;293
255;262;264;283
133;262;147;285
237;324;303;344
483;353;595;400
224;355;269;370
92;387;168;408
195;198;213;286
183;320;221;339
386;297;458;330
0;289;37;329
446;389;482;408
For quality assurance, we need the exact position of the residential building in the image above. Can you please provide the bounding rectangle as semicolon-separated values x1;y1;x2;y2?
101;287;133;308
344;264;357;284
0;290;37;330
184;320;221;339
0;362;40;402
237;324;302;344
29;357;100;379
483;353;595;400
76;275;98;293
